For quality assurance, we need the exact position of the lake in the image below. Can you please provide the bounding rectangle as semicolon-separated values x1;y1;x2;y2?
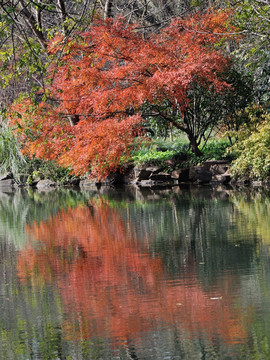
0;185;270;359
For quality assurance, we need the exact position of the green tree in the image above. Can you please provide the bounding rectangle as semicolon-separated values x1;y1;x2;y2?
142;67;252;150
232;0;270;105
0;0;98;106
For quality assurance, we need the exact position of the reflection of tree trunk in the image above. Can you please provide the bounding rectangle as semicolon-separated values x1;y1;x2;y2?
126;338;138;359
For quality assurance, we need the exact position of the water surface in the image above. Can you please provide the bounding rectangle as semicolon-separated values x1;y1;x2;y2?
0;186;270;359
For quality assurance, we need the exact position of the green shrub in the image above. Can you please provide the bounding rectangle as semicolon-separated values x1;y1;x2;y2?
201;138;233;161
230;112;270;179
152;137;189;153
24;157;75;184
132;136;231;168
132;149;175;166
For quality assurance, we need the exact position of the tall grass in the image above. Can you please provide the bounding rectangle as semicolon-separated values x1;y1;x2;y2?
0;123;73;183
0;123;26;178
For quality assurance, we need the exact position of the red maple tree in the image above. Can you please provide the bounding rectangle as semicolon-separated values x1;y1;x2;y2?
10;9;234;178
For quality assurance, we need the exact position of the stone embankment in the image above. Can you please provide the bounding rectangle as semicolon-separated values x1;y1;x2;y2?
0;173;59;189
0;160;267;190
80;160;232;187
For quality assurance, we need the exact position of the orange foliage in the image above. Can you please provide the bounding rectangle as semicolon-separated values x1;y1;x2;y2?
10;9;234;178
18;199;247;345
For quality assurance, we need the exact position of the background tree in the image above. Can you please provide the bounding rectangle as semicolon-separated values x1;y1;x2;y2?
0;0;98;108
232;0;270;105
142;67;252;153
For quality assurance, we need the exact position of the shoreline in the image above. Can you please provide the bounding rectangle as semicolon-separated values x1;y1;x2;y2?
1;160;269;191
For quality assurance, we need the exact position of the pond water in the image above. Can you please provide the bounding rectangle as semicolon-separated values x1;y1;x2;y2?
0;185;270;359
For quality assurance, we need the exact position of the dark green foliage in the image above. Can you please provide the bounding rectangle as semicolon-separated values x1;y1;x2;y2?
200;138;235;161
132;137;232;169
24;157;76;185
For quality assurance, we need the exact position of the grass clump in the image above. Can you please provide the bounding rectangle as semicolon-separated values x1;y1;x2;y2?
0;123;26;179
0;123;75;184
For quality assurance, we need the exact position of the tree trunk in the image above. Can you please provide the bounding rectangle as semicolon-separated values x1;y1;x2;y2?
104;0;113;19
68;114;80;126
188;134;203;157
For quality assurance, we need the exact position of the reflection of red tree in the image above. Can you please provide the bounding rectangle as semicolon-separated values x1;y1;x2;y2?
17;199;247;345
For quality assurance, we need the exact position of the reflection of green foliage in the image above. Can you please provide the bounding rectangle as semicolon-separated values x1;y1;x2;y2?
0;279;137;359
245;322;270;360
227;190;270;360
116;188;256;281
0;239;113;360
0;238;63;359
0;279;110;359
231;190;270;245
0;189;87;249
237;260;270;360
